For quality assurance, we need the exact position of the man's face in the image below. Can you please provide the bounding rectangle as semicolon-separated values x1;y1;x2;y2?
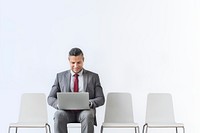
68;55;84;73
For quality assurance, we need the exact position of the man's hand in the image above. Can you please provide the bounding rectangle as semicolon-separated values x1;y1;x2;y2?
89;101;93;108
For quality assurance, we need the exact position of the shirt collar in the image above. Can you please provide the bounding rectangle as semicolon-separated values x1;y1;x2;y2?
71;69;83;76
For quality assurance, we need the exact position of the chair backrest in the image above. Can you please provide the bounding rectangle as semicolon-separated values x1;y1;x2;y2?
145;93;175;123
18;93;48;123
104;92;134;123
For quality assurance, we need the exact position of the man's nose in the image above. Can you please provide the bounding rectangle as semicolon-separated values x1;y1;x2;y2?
74;63;78;68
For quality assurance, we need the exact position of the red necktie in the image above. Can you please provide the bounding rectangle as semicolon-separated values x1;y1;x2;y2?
74;74;79;92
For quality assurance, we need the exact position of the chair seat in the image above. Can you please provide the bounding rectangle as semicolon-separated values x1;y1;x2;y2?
9;122;48;127
146;122;184;127
102;122;139;128
67;123;81;128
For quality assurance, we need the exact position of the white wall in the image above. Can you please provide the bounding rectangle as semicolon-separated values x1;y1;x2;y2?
1;0;200;133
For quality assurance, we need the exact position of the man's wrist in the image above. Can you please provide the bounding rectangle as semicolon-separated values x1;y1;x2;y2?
89;101;93;108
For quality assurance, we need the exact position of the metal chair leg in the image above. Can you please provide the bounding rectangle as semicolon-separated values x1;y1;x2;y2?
176;127;178;133
100;126;103;133
142;124;147;133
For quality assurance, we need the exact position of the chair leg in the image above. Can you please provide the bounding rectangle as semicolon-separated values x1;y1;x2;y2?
135;126;140;133
9;126;51;133
15;127;18;133
100;126;103;133
48;125;51;133
47;124;51;133
176;127;178;133
138;126;140;133
8;127;17;133
145;127;148;133
45;124;51;133
182;127;185;133
8;127;11;133
45;126;47;133
142;124;147;133
142;125;145;133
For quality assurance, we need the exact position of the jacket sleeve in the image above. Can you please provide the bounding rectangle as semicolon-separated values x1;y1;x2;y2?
89;74;105;108
47;74;60;109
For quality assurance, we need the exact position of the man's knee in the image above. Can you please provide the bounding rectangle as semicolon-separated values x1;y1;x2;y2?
79;110;94;122
54;110;69;122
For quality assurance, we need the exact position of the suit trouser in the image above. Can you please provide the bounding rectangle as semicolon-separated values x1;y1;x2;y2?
54;109;95;133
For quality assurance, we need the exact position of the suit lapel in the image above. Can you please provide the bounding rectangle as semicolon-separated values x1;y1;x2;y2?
65;71;71;92
83;69;88;92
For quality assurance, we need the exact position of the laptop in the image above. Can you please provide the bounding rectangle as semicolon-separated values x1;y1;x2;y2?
57;92;90;110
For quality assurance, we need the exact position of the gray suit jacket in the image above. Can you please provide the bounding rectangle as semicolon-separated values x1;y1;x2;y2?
47;69;105;125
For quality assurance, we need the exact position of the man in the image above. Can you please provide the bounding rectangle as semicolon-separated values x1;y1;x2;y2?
47;48;105;133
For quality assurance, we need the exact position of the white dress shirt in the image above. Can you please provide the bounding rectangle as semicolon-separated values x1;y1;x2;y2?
70;69;84;92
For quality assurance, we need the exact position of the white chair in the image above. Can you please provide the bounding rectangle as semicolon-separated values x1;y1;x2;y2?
142;93;185;133
67;123;81;132
8;93;51;133
100;92;140;133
